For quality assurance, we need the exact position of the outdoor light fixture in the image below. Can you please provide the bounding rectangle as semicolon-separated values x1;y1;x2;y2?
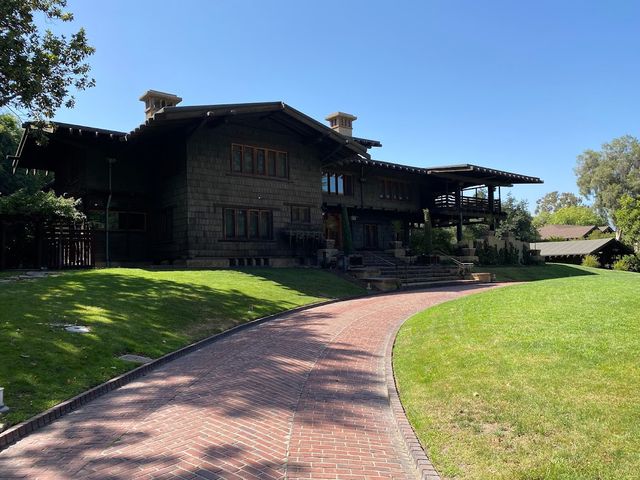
0;387;9;413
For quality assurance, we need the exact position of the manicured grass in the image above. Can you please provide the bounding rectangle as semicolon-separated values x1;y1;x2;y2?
394;267;640;479
0;268;364;428
476;263;597;282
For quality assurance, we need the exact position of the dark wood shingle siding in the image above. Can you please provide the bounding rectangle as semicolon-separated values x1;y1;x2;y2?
185;122;324;260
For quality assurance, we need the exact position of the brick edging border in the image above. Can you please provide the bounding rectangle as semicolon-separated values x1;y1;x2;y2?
385;319;442;480
0;293;372;452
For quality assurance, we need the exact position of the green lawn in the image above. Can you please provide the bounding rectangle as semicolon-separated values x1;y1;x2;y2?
0;268;364;428
476;263;598;282
394;267;640;479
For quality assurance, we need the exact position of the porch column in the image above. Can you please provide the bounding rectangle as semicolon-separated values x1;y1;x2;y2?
488;185;496;231
455;185;463;242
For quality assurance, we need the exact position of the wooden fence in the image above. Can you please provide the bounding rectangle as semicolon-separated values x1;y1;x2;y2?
44;222;94;269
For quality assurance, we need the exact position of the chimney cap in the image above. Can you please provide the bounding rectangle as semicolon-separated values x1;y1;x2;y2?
325;111;357;121
139;90;183;103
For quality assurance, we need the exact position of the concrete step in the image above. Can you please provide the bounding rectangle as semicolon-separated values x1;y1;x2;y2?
401;279;480;290
380;270;460;277
379;266;459;273
400;275;463;283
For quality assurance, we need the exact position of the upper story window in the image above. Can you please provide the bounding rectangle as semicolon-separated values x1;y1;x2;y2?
322;172;353;196
231;144;288;179
380;179;411;201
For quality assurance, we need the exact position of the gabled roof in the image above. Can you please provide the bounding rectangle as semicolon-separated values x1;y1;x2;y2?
130;102;369;158
530;238;628;257
10;102;542;187
12;102;372;171
538;224;598;240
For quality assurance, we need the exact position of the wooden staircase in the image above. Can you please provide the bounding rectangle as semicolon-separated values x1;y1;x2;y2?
350;251;479;291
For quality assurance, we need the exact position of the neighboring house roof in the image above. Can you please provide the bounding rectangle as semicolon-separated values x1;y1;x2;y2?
530;238;625;257
598;225;613;233
538;224;598;240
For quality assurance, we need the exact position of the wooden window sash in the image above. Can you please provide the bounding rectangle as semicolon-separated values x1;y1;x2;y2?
231;144;288;179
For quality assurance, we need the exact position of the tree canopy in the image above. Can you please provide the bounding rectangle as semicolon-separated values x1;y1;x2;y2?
575;135;640;223
614;195;640;247
534;191;583;215
496;195;538;242
534;205;607;227
549;205;606;226
0;0;95;121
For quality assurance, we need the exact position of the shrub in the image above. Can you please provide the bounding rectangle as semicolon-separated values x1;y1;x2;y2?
0;189;84;221
581;255;600;268
613;254;640;272
522;245;543;265
499;243;520;265
410;227;454;255
477;240;499;265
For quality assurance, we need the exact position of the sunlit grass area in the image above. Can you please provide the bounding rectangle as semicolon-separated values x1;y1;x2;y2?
0;268;364;428
394;267;640;479
476;263;598;282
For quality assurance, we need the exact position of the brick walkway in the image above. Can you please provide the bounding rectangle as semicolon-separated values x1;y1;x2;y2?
0;285;496;480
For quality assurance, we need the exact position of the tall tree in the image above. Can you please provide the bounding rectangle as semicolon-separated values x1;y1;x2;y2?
614;195;640;247
496;195;538;242
575;135;640;224
0;0;95;121
546;205;607;226
534;191;583;215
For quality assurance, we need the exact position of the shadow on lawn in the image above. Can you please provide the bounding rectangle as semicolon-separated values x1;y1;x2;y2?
0;296;388;479
0;269;360;428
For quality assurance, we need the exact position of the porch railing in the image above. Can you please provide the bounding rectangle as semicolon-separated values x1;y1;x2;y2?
433;250;474;277
433;195;500;213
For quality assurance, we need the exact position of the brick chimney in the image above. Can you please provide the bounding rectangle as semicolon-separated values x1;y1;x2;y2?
325;112;356;137
139;90;182;121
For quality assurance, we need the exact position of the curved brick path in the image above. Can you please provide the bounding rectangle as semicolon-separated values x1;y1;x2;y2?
0;285;497;480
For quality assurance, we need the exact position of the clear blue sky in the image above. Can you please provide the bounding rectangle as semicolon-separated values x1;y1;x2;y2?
29;0;640;210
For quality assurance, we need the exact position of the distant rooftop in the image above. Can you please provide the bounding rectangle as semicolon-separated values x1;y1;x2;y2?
537;224;604;240
531;238;626;257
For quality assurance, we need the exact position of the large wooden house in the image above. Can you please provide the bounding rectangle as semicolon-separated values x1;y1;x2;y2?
11;91;542;267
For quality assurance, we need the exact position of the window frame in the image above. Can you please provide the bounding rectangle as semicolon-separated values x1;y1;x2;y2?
87;210;147;232
230;143;288;179
223;207;273;241
322;172;354;196
380;179;411;201
291;205;312;224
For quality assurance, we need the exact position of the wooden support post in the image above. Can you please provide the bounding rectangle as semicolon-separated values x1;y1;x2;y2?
455;186;463;242
488;186;496;231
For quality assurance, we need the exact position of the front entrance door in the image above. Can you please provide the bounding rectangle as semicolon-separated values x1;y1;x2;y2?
364;224;379;249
